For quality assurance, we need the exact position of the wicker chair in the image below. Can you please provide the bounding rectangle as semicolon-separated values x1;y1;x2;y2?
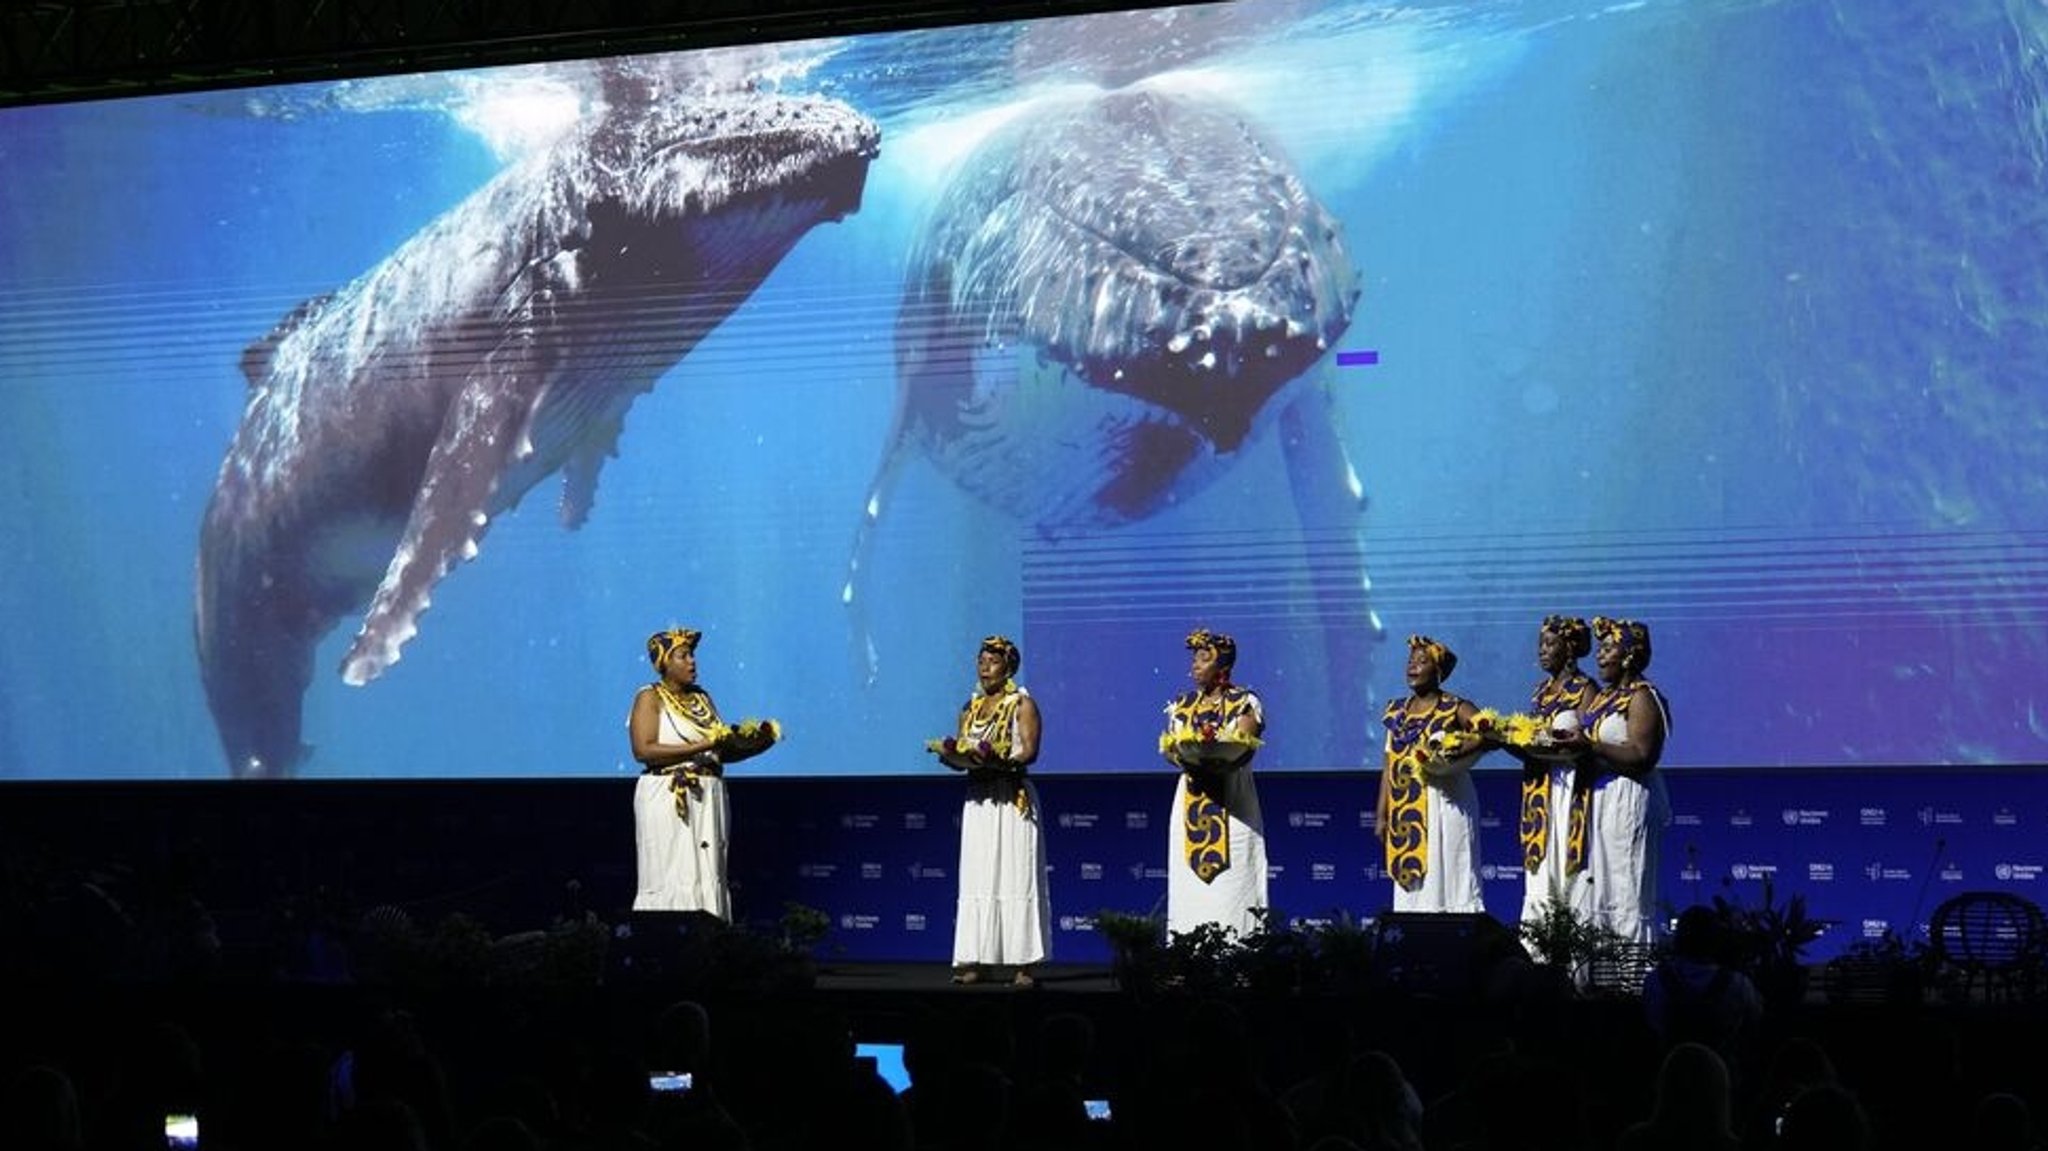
1928;891;2047;1002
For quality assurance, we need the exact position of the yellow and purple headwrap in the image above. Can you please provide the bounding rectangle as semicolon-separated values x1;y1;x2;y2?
1593;617;1652;670
1407;634;1458;681
979;634;1021;674
646;628;702;669
1541;615;1592;659
1185;627;1237;671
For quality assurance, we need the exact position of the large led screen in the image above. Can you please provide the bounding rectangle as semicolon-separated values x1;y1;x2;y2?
1;0;2044;780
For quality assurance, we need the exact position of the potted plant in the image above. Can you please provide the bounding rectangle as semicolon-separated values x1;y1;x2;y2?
1823;928;1929;1006
1519;893;1629;993
1095;909;1167;993
1714;877;1828;1009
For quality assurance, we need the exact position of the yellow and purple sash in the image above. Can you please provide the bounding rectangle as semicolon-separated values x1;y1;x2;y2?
1382;693;1467;891
1166;685;1262;883
1518;672;1597;873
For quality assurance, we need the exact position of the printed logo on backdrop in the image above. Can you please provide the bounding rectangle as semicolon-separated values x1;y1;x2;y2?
1860;807;1887;827
1287;810;1332;829
860;862;883;880
1057;915;1099;933
1125;811;1149;830
1729;809;1754;829
1807;862;1834;883
1995;863;2044;881
1861;918;1893;941
1057;812;1099;829
1128;863;1169;881
1729;863;1778;882
1360;809;1377;831
1939;863;1966;883
1994;808;2018;827
1360;863;1384;882
1782;809;1830;828
1079;862;1103;880
1480;864;1518;886
840;813;879;830
1478;810;1503;830
838;913;880;930
1864;861;1913;882
903;812;927;830
1312;862;1337;881
1680;857;1704;883
796;863;838;879
1919;807;1963;827
904;914;927;932
1671;811;1703;828
906;862;947;881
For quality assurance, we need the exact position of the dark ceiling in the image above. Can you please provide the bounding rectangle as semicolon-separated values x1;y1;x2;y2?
0;0;1194;106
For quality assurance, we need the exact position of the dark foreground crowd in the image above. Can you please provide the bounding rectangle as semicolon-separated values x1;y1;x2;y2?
5;849;2047;1151
4;954;2047;1151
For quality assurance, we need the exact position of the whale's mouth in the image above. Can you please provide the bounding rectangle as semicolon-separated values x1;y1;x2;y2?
1061;302;1328;453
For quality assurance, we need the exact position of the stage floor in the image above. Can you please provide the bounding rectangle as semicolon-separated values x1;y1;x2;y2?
814;962;1119;994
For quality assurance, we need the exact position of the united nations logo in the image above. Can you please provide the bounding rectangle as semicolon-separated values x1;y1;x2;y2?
1479;864;1499;881
1288;812;1304;828
1057;814;1074;828
1998;863;2015;881
1782;809;1799;826
1731;863;1750;881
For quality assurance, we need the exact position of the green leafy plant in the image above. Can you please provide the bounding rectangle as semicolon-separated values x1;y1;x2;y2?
1095;908;1167;991
1713;876;1828;973
1823;927;1931;1005
778;901;831;955
1518;893;1627;986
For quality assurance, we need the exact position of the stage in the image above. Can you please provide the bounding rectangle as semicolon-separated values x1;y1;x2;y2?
4;767;2039;972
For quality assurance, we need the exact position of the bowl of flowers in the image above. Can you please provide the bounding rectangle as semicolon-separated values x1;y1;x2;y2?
925;736;998;772
1474;709;1579;763
1160;724;1262;771
1421;728;1486;778
715;718;782;763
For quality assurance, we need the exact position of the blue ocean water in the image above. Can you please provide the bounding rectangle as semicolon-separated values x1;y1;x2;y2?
0;0;2043;780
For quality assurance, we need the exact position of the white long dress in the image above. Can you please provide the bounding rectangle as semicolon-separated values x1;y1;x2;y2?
1388;762;1485;915
952;686;1051;967
1587;692;1672;944
1520;678;1599;931
1519;761;1595;927
1165;688;1270;937
631;688;732;919
1381;695;1483;915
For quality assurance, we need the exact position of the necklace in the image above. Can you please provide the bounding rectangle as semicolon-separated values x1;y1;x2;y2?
961;683;1020;756
655;681;718;730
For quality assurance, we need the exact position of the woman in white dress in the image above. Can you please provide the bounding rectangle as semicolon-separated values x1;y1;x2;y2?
1511;616;1601;930
628;628;735;918
938;634;1051;986
1556;616;1672;945
1163;628;1270;937
1377;634;1486;914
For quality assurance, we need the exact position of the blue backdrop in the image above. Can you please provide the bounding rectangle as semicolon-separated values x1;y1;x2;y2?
735;767;2047;964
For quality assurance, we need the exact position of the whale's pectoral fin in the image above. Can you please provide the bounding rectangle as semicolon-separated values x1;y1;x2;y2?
558;418;623;530
340;328;558;686
1279;380;1383;766
843;415;919;690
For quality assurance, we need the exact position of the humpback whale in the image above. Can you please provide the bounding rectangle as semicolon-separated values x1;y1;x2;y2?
197;69;879;778
846;86;1380;761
